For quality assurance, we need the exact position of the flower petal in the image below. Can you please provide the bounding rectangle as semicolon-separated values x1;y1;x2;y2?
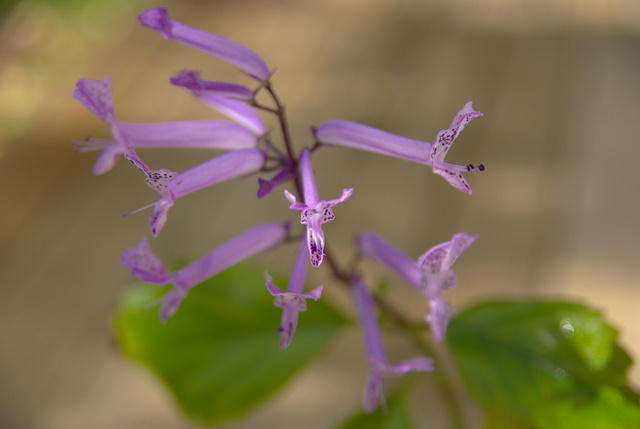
257;159;294;198
323;187;354;209
121;237;171;284
316;120;429;164
298;148;319;206
129;222;287;322
430;101;483;164
317;102;484;194
285;149;352;267
170;70;253;100
432;168;472;194
417;232;477;341
363;370;386;413
352;276;433;413
117;120;258;150
139;7;270;81
123;149;177;196
73;77;115;122
92;141;123;175
193;92;266;136
149;198;174;237
169;148;264;198
283;190;307;210
426;296;455;342
417;232;478;274
159;287;188;323
356;233;422;288
124;149;263;235
264;237;323;348
172;222;288;289
352;276;386;361
306;216;325;268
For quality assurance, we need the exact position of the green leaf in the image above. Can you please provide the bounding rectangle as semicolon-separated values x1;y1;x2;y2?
447;300;640;429
114;263;346;423
337;392;416;429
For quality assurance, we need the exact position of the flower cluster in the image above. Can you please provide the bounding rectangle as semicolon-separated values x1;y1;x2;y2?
74;7;484;412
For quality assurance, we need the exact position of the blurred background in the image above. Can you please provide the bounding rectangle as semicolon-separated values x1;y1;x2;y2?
1;0;639;427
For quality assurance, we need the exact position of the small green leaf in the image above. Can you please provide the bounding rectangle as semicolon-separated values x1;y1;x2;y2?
447;300;640;429
115;263;346;423
337;392;416;429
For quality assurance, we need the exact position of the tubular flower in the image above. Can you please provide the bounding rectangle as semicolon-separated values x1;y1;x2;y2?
264;236;323;349
357;232;477;342
73;77;258;175
170;70;253;100
284;149;353;267
121;222;289;321
179;87;267;136
124;148;264;236
139;7;271;82
316;102;484;194
352;276;433;413
257;158;295;199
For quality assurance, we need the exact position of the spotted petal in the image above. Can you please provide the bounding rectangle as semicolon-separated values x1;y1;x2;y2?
430;101;483;164
264;237;323;348
120;236;171;284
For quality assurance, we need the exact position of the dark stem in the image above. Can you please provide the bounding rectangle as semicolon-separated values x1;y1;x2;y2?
265;82;296;162
264;81;303;195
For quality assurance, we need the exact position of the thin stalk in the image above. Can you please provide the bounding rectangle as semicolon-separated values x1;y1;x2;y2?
265;82;296;163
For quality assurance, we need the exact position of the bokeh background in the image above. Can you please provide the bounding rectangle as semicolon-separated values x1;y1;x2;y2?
1;0;639;427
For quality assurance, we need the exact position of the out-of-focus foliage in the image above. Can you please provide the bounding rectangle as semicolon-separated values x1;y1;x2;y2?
447;300;640;429
115;263;346;423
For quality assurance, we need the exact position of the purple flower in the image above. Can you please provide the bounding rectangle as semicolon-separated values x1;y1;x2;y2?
357;232;477;342
257;158;295;199
316;102;484;194
170;70;253;100
121;222;289;321
178;85;266;136
264;236;323;349
352;276;433;413
73;77;258;175
284;149;353;267
124;148;264;236
139;7;271;82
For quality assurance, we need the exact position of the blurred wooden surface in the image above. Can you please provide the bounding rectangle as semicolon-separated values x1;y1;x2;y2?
1;0;640;428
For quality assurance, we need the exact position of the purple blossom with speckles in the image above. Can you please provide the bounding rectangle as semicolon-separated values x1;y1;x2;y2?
352;276;433;413
121;222;288;321
316;102;484;194
284;149;353;267
73;77;259;175
357;232;477;342
265;236;323;349
74;7;489;415
124;148;264;236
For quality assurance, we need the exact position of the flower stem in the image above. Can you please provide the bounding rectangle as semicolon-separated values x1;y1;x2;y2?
266;79;467;428
324;245;466;429
265;82;296;162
